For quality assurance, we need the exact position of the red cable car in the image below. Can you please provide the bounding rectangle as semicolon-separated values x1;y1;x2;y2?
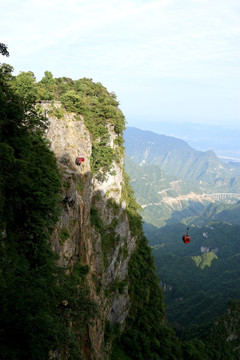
182;227;190;244
75;155;85;166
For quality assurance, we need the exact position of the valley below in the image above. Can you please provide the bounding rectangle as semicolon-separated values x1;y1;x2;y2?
124;126;240;341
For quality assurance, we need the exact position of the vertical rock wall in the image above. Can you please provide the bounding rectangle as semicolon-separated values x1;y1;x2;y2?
46;110;136;359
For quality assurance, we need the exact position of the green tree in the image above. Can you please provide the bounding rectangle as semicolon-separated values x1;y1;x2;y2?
0;42;9;57
13;71;38;108
61;89;85;113
38;70;55;100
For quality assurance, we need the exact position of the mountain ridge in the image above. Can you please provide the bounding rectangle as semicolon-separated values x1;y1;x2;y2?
124;127;240;192
123;127;240;349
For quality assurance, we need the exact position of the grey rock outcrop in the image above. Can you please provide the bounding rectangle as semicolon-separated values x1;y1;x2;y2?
45;107;136;359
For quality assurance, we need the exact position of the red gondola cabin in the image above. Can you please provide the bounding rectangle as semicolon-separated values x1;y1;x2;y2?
182;235;190;243
182;227;190;244
75;155;85;166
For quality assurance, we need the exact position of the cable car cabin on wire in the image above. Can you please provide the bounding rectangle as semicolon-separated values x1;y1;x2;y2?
182;227;190;244
75;155;85;166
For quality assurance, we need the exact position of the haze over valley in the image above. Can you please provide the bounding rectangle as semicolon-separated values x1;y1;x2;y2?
126;121;240;162
124;126;240;340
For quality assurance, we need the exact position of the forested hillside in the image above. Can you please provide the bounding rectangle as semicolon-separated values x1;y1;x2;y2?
124;126;240;358
151;219;240;335
1;44;239;359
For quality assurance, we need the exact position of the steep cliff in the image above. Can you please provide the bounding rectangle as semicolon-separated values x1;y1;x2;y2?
45;106;135;359
1;67;174;360
1;65;239;360
38;78;182;360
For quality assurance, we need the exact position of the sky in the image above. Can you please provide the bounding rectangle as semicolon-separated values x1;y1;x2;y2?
1;0;240;134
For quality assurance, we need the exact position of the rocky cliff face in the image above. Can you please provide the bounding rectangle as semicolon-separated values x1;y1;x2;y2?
46;107;136;359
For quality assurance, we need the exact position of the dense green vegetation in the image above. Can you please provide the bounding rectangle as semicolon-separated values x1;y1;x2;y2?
119;233;183;360
124;127;240;358
1;44;239;359
3;67;126;181
0;59;97;359
142;198;240;355
59;78;125;179
37;74;125;180
147;230;239;351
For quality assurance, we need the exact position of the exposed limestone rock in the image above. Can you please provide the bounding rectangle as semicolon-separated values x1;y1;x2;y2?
46;108;136;359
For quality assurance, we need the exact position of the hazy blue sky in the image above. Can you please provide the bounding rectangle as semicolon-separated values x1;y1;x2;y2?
1;0;240;129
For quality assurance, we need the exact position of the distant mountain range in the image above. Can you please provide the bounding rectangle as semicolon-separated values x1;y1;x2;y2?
127;121;240;161
124;127;240;340
124;127;240;193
